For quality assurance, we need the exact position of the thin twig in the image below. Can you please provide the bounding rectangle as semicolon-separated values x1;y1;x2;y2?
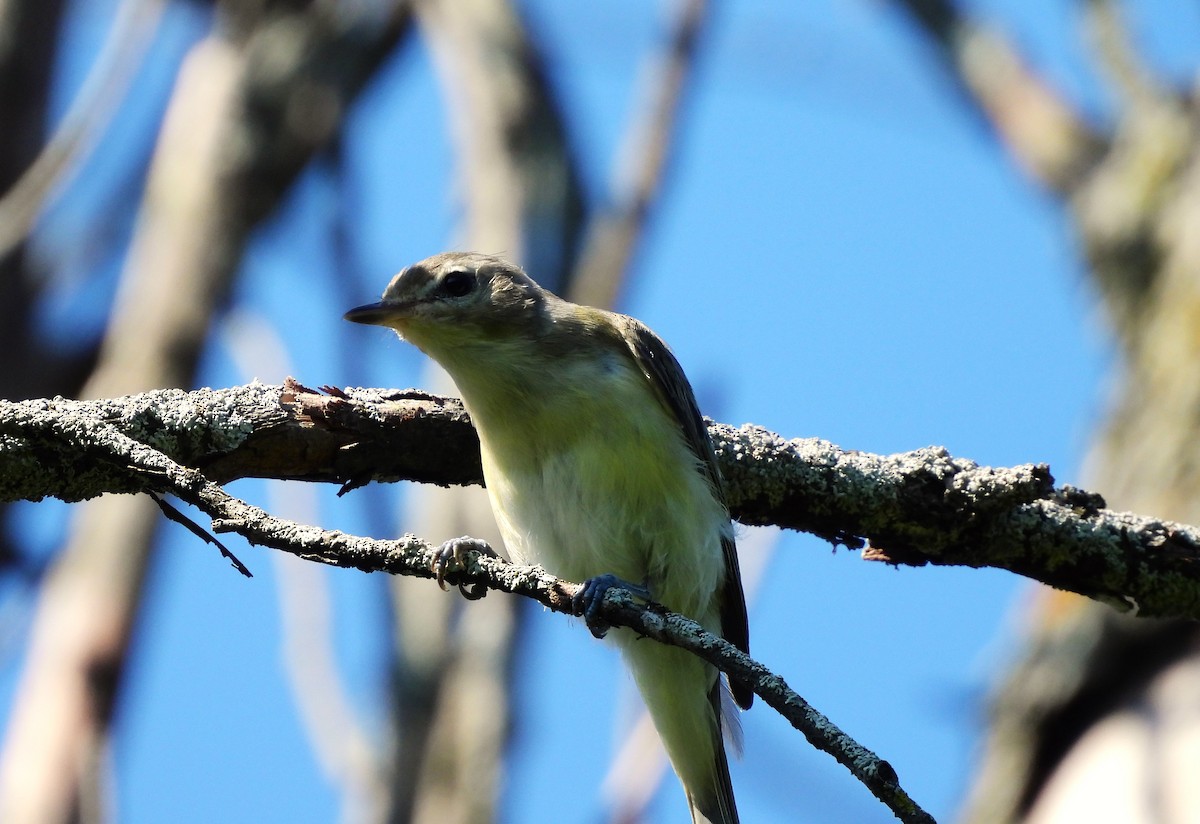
147;491;251;576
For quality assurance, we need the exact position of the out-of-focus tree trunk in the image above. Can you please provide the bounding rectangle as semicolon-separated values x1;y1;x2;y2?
890;2;1200;821
0;32;247;824
383;2;583;822
0;5;412;822
1008;82;1200;821
0;0;78;401
0;25;268;821
0;0;75;579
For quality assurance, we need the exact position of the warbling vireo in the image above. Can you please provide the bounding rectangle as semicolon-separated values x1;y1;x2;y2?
345;252;751;824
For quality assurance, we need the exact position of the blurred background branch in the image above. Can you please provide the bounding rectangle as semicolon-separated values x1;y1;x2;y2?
0;0;162;259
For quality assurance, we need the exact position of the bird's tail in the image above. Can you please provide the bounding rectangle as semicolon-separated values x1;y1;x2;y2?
620;637;739;824
689;680;739;824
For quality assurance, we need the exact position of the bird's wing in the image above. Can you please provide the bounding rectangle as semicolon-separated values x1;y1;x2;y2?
618;315;753;710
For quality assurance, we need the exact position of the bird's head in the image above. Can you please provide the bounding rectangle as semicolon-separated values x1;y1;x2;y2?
344;252;550;357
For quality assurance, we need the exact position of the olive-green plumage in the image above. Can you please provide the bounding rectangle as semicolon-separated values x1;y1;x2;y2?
346;252;750;824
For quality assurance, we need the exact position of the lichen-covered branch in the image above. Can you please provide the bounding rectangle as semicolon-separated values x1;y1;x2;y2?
3;380;1200;621
0;385;934;824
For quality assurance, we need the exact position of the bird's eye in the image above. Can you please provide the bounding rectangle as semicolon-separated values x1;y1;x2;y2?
439;270;476;298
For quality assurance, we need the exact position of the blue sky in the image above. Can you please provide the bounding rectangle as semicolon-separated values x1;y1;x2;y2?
7;1;1195;822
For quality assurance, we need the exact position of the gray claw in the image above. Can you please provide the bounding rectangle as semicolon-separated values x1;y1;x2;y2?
433;536;496;600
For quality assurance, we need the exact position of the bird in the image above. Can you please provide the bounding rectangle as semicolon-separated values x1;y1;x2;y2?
345;251;751;824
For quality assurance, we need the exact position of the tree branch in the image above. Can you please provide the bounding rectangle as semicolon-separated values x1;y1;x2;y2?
0;392;934;823
3;380;1200;623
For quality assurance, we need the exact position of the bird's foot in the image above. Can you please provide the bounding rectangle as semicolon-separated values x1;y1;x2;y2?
432;536;497;601
572;573;651;639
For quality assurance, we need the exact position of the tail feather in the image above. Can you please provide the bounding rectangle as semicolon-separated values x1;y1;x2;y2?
688;680;739;824
720;677;744;756
619;635;741;824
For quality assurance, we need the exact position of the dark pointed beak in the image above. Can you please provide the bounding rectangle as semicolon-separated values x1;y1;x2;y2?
344;301;397;326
